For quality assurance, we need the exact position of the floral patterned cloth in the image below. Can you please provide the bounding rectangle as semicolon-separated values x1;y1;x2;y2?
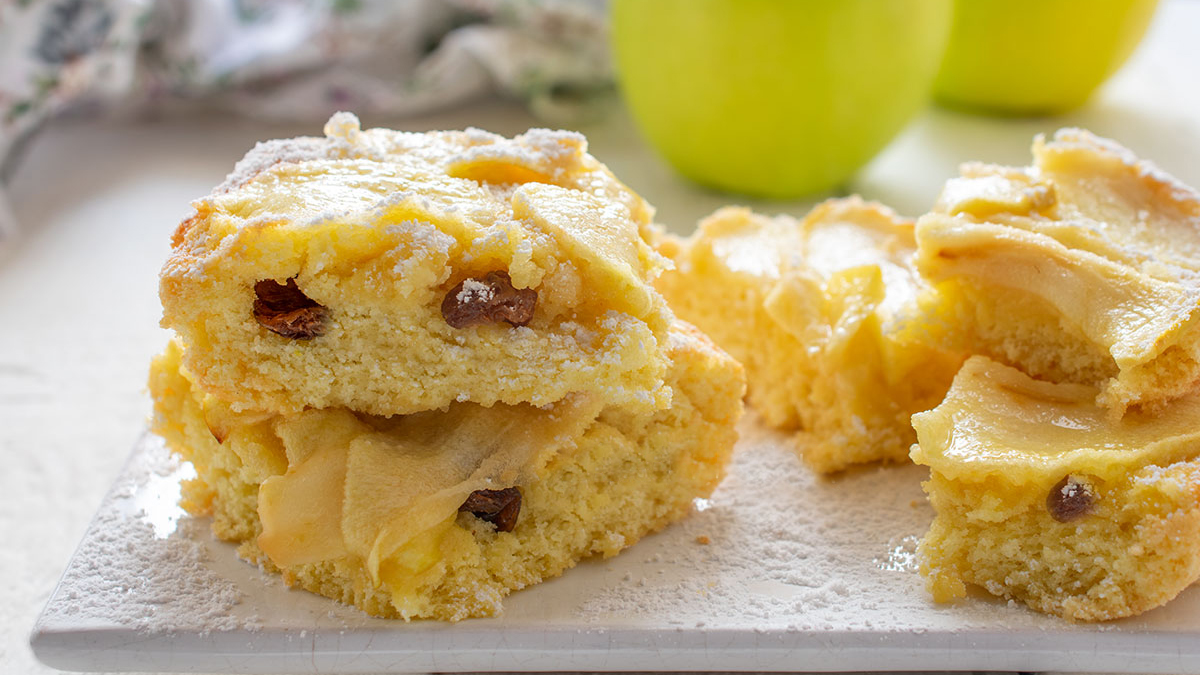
0;0;611;249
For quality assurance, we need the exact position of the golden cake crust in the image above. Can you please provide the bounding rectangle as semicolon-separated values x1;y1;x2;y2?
161;113;674;415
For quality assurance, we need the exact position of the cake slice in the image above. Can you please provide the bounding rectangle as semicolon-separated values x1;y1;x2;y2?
656;198;962;473
911;355;1200;621
916;128;1200;416
160;112;674;416
148;323;744;621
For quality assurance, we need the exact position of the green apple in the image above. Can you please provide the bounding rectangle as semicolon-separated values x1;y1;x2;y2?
611;0;952;199
934;0;1159;115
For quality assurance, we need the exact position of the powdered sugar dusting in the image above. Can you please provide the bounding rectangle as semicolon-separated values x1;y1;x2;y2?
572;415;1067;632
518;128;587;166
213;136;333;194
211;112;378;195
449;127;587;181
457;278;494;304
38;440;258;635
323;111;363;144
322;110;388;162
385;218;456;280
49;514;247;634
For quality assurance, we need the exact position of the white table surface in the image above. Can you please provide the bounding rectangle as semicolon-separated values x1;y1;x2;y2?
4;2;1199;673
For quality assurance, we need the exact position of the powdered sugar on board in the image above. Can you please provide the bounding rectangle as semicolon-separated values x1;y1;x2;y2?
570;417;1068;633
34;442;260;635
31;420;1200;674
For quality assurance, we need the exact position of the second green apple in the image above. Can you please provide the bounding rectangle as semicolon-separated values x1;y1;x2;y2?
934;0;1159;115
612;0;952;199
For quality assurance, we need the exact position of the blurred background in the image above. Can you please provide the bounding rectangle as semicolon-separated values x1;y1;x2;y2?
1;0;1197;236
2;0;1199;673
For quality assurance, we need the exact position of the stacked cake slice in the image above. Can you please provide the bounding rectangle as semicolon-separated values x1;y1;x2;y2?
910;129;1200;620
150;113;745;620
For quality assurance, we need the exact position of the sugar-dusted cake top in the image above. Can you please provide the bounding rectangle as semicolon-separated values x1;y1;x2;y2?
159;114;676;415
170;112;666;320
217;112;652;218
917;129;1200;413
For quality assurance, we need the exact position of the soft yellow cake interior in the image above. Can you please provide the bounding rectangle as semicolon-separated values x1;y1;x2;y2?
148;324;744;621
161;113;674;415
916;128;1200;416
657;197;962;473
911;355;1200;621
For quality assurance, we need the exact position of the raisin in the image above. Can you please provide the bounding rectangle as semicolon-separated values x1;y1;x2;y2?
459;487;522;532
253;278;328;339
1047;475;1096;523
441;271;536;329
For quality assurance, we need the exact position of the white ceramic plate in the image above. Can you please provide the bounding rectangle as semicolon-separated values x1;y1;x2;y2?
31;420;1200;673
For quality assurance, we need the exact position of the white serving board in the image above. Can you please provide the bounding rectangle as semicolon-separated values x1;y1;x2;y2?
31;418;1200;674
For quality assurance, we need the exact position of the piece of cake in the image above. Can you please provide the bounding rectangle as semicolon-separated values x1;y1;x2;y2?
149;323;743;621
160;112;673;415
656;197;962;473
911;355;1200;621
915;128;1200;416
